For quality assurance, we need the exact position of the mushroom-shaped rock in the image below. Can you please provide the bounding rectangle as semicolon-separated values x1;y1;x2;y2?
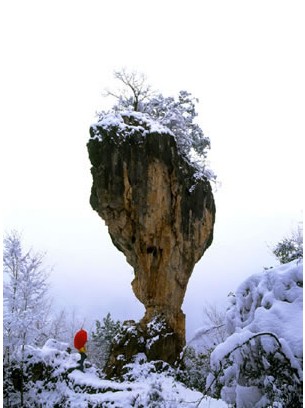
87;112;215;374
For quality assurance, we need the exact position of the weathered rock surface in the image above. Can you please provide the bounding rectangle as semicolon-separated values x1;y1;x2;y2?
87;112;215;371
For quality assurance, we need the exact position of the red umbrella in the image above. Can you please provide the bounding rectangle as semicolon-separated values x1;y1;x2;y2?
74;329;88;350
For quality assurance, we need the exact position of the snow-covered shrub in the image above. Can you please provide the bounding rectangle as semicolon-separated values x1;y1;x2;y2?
273;225;303;264
178;327;227;392
207;260;303;407
3;339;79;407
177;346;210;391
178;304;228;392
145;381;166;407
123;353;172;383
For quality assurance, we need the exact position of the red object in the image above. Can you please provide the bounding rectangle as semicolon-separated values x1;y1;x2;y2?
74;329;88;350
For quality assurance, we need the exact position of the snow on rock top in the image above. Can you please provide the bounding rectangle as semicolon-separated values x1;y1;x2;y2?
90;111;173;141
89;110;216;183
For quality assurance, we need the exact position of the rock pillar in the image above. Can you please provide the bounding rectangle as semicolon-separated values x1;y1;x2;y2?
87;113;215;375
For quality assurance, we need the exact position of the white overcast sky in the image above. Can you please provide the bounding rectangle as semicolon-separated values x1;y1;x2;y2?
1;1;304;338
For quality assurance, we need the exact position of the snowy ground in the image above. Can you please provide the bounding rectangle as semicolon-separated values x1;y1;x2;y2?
16;340;228;407
65;366;228;407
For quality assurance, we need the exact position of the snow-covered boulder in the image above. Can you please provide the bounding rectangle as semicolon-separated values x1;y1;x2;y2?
207;260;303;407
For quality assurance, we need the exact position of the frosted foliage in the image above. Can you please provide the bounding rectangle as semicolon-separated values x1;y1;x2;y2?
179;305;228;392
207;260;303;407
142;91;210;157
96;85;215;182
3;231;50;358
273;226;303;264
90;313;121;369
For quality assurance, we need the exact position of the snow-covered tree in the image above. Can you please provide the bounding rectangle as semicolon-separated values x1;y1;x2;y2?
3;231;51;358
47;309;70;343
90;313;122;370
99;69;213;178
207;260;303;407
3;231;52;406
273;224;303;264
144;90;210;159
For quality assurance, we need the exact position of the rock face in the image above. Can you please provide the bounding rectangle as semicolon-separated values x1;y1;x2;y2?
87;113;215;374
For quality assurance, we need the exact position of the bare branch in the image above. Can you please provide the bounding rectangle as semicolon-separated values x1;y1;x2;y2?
103;68;154;111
